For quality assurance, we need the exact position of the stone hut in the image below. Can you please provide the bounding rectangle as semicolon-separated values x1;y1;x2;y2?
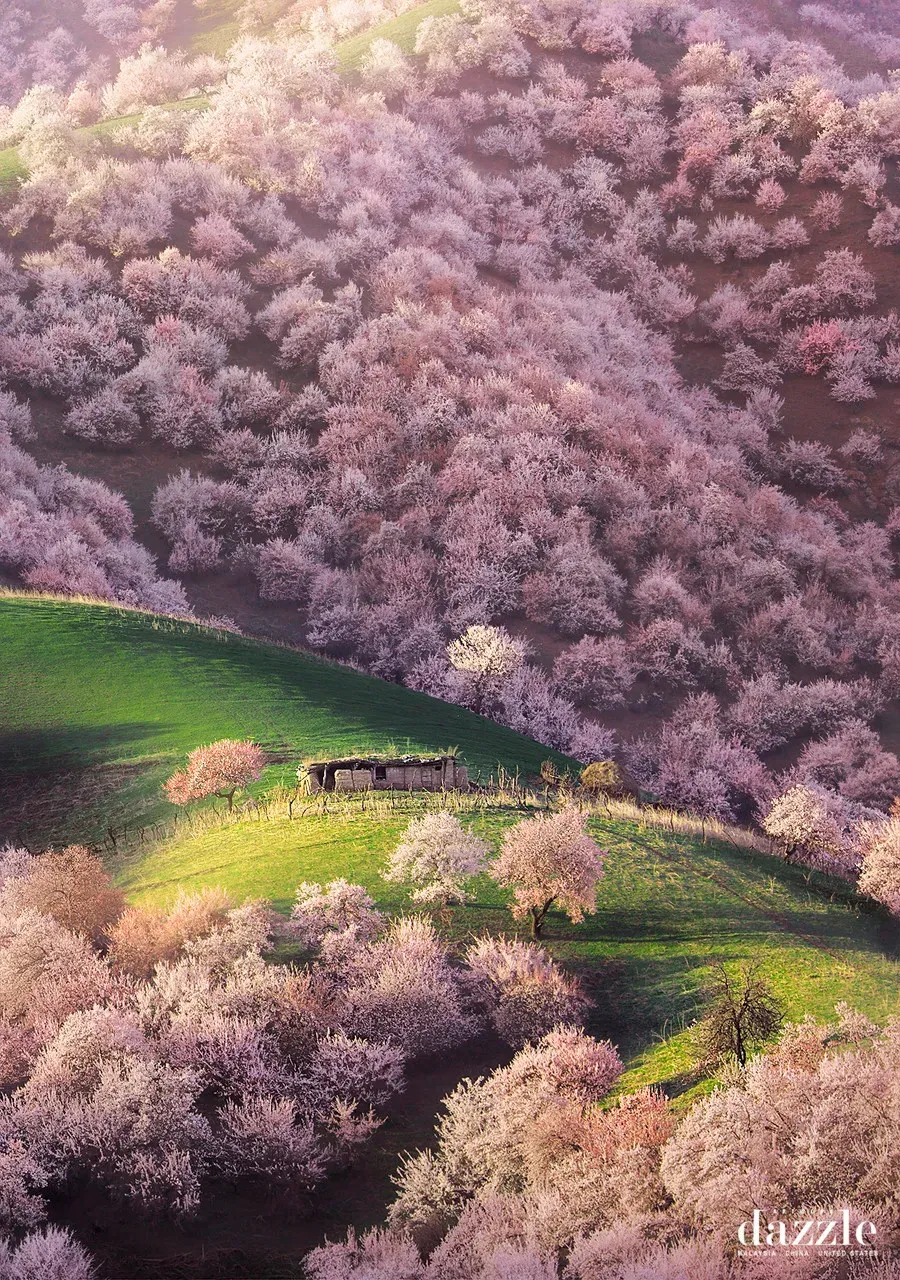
298;754;468;794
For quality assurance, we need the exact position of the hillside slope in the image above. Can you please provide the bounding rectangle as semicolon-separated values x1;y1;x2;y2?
120;799;900;1099
0;594;569;847
0;0;460;192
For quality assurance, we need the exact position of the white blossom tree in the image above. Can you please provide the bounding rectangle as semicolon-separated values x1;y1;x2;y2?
446;626;527;714
384;812;489;910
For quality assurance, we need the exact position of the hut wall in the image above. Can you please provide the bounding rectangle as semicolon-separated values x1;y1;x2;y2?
308;758;469;793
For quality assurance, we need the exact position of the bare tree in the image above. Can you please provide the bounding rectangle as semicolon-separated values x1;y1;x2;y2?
694;962;784;1068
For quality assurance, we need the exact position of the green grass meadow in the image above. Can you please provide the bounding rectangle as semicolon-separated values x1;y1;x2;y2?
0;146;26;189
335;0;460;73
119;798;900;1104
184;0;246;57
5;594;898;1100
0;596;572;846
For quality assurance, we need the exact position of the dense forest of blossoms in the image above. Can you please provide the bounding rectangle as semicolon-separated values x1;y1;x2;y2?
3;0;900;817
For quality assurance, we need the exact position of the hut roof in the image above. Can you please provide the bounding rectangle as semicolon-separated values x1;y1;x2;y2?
301;753;456;771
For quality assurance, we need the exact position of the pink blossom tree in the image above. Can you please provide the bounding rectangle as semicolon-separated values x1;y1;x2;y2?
304;1228;423;1280
337;916;477;1059
463;935;587;1048
290;880;384;951
810;191;843;231
2;1227;96;1280
858;818;900;914
553;636;636;710
761;784;855;869
0;845;124;943
190;213;253;266
490;809;606;939
390;1026;624;1236
869;203;900;248
213;1095;327;1190
755;178;786;212
164;740;265;810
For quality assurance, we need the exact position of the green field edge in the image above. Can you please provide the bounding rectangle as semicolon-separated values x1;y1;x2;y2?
0;0;460;192
0;593;577;847
113;799;900;1106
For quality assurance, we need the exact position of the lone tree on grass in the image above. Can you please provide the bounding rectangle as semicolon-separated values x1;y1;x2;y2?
694;962;784;1068
490;807;607;939
384;811;489;913
446;624;527;714
165;739;265;811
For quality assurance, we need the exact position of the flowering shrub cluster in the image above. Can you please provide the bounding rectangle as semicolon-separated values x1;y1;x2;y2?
0;413;188;612
0;836;607;1263
758;782;900;917
306;1004;900;1278
3;824;898;1278
0;1;180;109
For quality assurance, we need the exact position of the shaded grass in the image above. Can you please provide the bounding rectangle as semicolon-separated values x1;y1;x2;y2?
0;595;572;847
118;799;900;1103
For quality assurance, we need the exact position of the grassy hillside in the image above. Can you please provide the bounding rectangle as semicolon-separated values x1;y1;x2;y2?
5;589;900;1267
183;0;246;57
0;0;459;192
0;146;26;188
0;98;212;194
0;594;571;848
119;796;900;1102
4;591;900;1096
335;0;460;72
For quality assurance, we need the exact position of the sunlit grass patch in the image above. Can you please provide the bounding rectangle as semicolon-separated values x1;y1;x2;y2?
336;0;460;72
116;794;900;1099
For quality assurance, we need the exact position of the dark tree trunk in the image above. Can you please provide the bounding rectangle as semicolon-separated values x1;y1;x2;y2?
530;898;556;940
735;1018;746;1067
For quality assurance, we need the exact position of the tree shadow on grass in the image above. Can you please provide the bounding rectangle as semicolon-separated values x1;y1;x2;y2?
0;723;170;774
0;723;172;847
